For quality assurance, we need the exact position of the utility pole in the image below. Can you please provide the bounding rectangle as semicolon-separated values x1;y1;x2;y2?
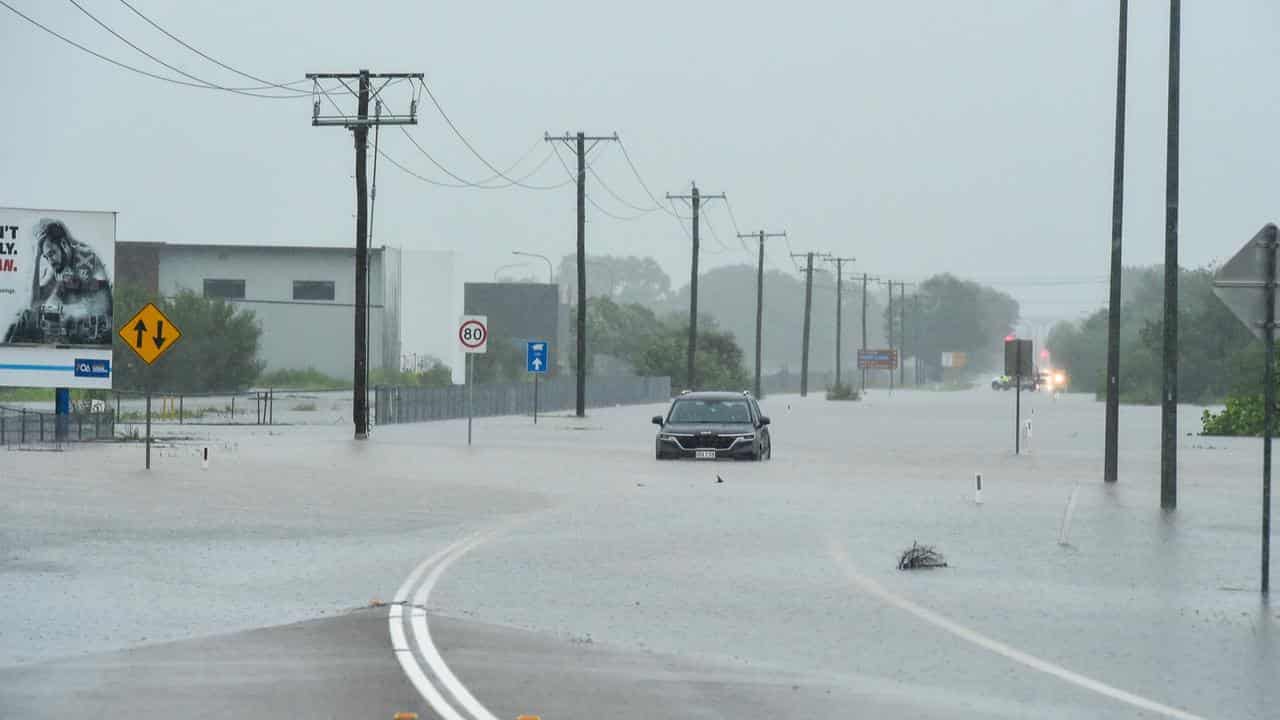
1104;0;1130;485
668;183;725;391
860;273;878;393
913;292;923;385
898;282;915;387
740;230;786;397
792;252;827;397
1161;0;1180;508
823;256;856;388
546;132;620;417
887;280;895;392
307;70;422;440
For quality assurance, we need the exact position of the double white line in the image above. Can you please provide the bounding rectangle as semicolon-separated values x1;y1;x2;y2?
389;532;501;720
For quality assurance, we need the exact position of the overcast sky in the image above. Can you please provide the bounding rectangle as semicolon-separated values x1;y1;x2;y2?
3;1;1278;325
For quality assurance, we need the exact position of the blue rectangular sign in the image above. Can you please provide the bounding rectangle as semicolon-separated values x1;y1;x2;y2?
526;341;549;374
74;358;111;378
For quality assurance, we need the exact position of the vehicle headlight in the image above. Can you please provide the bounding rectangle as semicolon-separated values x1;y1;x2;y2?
1054;373;1065;384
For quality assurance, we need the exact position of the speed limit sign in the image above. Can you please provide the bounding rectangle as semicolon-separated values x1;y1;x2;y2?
458;315;488;354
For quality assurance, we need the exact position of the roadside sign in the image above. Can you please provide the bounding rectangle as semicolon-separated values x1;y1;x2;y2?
118;302;182;365
74;358;111;378
1212;222;1277;594
1003;338;1033;377
857;349;898;370
1213;223;1280;340
526;341;548;374
458;315;488;354
941;351;968;369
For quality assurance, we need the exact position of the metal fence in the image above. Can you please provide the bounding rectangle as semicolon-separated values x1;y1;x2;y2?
375;375;672;425
0;404;116;447
110;389;278;425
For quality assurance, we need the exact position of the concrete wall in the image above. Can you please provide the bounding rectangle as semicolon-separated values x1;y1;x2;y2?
398;250;459;380
155;245;397;379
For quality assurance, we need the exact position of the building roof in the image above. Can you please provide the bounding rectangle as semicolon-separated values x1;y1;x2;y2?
117;241;390;253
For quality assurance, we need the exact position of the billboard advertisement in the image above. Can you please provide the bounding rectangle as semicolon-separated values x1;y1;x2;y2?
0;207;115;389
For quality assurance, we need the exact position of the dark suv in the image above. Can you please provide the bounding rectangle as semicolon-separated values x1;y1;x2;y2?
652;391;772;461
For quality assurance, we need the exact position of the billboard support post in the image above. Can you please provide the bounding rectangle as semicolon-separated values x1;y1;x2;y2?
54;388;69;441
145;389;152;470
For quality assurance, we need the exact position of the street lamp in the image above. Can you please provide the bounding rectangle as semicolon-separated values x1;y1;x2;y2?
493;262;531;282
512;251;554;284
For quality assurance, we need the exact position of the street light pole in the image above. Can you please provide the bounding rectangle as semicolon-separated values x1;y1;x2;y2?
512;250;554;284
493;263;530;282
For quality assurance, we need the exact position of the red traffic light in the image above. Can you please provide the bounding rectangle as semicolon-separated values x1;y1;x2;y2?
1004;334;1016;342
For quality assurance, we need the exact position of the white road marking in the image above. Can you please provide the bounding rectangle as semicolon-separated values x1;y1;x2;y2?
827;538;1207;720
411;532;503;720
388;536;476;720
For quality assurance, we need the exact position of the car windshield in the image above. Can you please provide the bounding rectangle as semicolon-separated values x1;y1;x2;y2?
668;398;752;424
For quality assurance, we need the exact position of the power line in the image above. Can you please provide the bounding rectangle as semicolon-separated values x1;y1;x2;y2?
64;0;306;98
586;154;660;214
419;78;566;190
114;0;308;94
616;139;682;219
549;143;643;219
362;89;568;191
2;0;305;96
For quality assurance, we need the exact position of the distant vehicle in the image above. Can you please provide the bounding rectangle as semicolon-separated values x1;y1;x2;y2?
653;391;772;461
991;368;1069;392
991;374;1036;391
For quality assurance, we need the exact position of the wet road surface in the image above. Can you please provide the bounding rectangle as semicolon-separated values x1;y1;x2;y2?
1;387;1275;718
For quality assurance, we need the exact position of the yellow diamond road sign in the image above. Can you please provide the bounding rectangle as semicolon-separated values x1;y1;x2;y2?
119;302;182;365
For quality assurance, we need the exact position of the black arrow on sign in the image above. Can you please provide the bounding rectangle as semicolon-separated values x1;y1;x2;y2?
133;319;147;349
152;320;167;349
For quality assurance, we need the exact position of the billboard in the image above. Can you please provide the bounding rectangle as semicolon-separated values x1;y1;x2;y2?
0;207;115;389
857;348;898;370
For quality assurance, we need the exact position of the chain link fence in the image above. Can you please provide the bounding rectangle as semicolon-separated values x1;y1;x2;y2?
0;404;116;448
375;375;671;425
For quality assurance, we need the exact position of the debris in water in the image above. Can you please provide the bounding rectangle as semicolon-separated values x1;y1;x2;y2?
897;542;947;570
716;475;724;484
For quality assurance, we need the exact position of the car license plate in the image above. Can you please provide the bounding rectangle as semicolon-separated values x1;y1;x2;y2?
695;450;716;460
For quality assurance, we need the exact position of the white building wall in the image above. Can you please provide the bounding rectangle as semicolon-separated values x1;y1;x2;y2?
156;245;395;379
398;250;461;382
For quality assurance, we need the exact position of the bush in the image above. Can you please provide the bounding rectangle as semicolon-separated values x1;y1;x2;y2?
258;367;347;390
1202;394;1268;436
371;363;453;388
114;284;264;393
826;382;861;401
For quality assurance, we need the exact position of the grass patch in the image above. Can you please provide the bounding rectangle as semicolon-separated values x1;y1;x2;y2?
826;383;861;401
292;401;318;412
257;367;348;391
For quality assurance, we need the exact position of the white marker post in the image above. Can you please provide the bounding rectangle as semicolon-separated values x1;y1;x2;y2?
201;446;209;470
458;316;488;446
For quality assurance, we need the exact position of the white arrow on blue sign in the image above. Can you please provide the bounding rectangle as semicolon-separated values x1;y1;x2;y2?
526;341;549;374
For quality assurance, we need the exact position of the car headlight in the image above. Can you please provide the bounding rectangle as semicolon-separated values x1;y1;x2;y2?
1054;373;1066;384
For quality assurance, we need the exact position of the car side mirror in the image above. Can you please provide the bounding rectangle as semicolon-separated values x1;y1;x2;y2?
652;415;664;425
759;416;771;426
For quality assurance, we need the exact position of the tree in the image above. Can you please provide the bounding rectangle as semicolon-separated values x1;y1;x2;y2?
113;284;264;393
901;274;1020;380
1047;265;1261;404
557;254;671;305
569;296;750;391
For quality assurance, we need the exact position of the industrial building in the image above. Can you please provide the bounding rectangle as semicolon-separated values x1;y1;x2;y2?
117;242;405;379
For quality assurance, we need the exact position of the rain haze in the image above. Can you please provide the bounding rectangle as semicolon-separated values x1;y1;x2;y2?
3;1;1278;324
3;3;1279;720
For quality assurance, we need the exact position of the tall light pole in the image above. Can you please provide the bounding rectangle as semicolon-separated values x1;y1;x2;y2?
494;263;531;282
512;250;554;284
